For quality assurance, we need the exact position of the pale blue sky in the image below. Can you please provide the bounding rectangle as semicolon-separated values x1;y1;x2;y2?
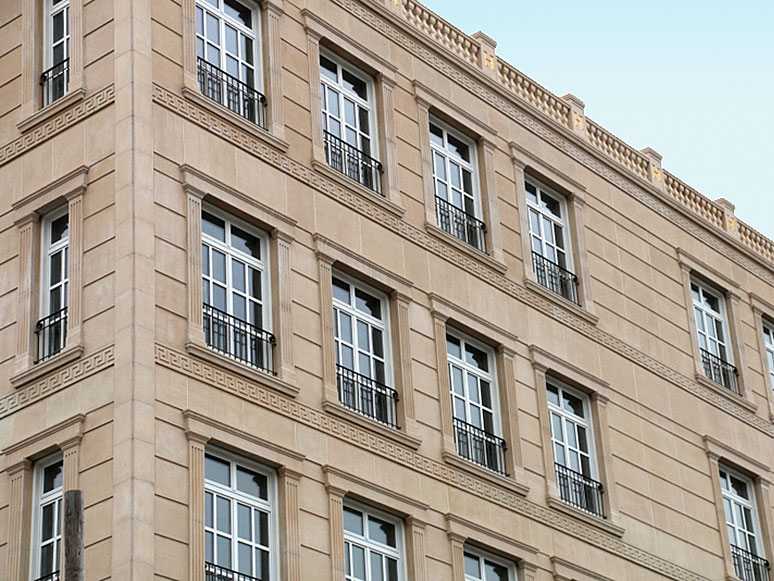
420;0;774;238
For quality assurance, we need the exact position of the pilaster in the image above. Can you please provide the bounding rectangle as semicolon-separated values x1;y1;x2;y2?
187;434;208;581
264;0;286;140
7;461;32;581
14;216;36;375
279;468;302;581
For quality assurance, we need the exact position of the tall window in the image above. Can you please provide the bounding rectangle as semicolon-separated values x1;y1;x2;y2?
464;545;516;581
204;451;276;580
320;52;382;194
332;274;398;427
720;466;769;581
430;120;486;251
525;178;578;304
32;455;64;581
37;208;69;363
201;209;275;374
547;380;604;517
43;0;70;106
446;331;506;475
343;502;403;581
763;321;774;393
196;0;265;125
692;279;738;392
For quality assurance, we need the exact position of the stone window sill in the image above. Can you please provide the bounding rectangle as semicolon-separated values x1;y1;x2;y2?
425;222;508;274
17;86;87;134
11;344;84;389
441;450;529;497
322;398;422;450
524;277;599;325
695;372;757;413
546;495;625;538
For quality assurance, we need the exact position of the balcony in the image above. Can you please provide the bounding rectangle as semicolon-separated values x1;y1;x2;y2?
532;251;579;305
41;58;69;107
323;130;383;194
205;562;261;581
555;462;605;518
34;572;60;581
700;348;739;394
453;417;507;475
435;196;487;252
731;545;770;581
336;364;399;428
35;308;67;364
198;58;266;128
202;304;276;375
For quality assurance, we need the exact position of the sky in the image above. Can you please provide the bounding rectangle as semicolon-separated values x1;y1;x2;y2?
419;0;774;239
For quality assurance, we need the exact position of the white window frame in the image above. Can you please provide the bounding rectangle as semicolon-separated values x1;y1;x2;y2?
547;378;597;481
692;278;732;363
463;544;517;581
203;448;279;579
525;176;573;273
30;454;64;580
40;206;69;320
195;0;262;90
45;0;70;70
763;321;774;393
343;499;405;581
430;118;482;220
720;465;764;557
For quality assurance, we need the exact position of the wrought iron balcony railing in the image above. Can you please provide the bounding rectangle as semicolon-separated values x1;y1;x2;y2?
41;58;69;106
700;348;739;394
34;572;60;581
435;196;487;252
532;251;579;305
555;462;605;518
198;58;266;128
336;364;399;428
203;304;276;375
323;130;383;194
731;545;770;581
35;307;68;364
205;562;262;581
453;417;507;475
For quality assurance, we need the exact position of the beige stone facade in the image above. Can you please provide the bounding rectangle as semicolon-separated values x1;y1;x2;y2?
1;0;774;580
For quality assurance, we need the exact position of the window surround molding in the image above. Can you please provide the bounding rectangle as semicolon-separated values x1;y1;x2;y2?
550;556;615;581
528;345;625;537
413;80;507;272
322;464;428;581
302;9;405;217
749;292;774;422
18;0;86;134
181;0;289;151
445;513;539;581
2;413;84;581
429;293;529;496
702;435;774;581
677;249;753;409
183;410;304;581
510;142;597;325
181;164;299;397
10;166;88;388
314;234;422;449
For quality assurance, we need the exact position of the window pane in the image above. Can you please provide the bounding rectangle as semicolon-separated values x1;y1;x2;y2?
447;133;470;162
217;534;232;567
429;123;444;146
257;549;270;580
465;552;481;578
339;312;353;343
485;561;509;581
433;152;447;180
465;343;488;372
206;492;214;527
368;515;396;547
255;511;269;547
370;552;384;580
332;277;350;303
564;391;584;418
53;11;65;43
249;268;262;300
225;24;238;54
41;503;55;541
343;506;363;535
232;259;246;292
320;54;338;82
357;320;370;351
238;542;252;574
542;192;561;218
43;461;63;493
205;531;214;562
351;545;366;579
212;250;226;283
203;212;226;241
237;466;268;500
386;557;398;581
237;503;251;540
51;214;69;243
355;288;381;319
40;543;55;575
224;0;252;28
446;334;461;359
231;226;261;259
206;13;220;43
451;366;464;395
342;69;367;100
372;328;383;358
216;496;231;533
205;455;231;486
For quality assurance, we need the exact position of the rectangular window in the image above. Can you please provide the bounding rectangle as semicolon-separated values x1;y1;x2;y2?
464;545;516;581
547;380;604;518
446;330;506;475
692;279;739;393
320;51;383;194
204;451;276;581
525;177;578;305
430;120;486;252
37;208;69;363
201;208;275;374
32;455;64;581
42;0;70;106
195;0;265;126
343;502;403;581
332;274;398;428
720;466;770;581
764;322;774;393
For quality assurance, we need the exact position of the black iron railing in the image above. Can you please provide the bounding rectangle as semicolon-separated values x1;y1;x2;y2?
203;304;276;375
453;417;507;475
205;562;261;581
435;196;487;252
35;308;68;364
336;365;399;428
41;58;69;106
700;348;739;393
532;252;579;305
555;462;605;518
34;572;60;581
198;58;266;128
731;545;770;581
323;130;383;194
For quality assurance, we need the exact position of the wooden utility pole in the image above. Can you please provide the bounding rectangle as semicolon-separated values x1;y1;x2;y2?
64;490;84;581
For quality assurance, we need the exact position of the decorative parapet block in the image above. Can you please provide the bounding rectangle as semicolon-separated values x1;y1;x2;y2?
563;93;586;138
401;0;479;66
663;172;725;230
497;60;570;126
471;31;497;79
641;147;664;191
586;119;650;180
715;198;739;239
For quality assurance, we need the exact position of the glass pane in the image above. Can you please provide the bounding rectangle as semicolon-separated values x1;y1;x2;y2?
206;531;214;562
462;169;473;194
446;334;461;359
525;181;538;204
212;250;226;283
196;6;204;34
50;214;69;243
242;36;253;66
203;211;226;242
577;426;589;453
213;285;227;311
237;466;268;500
433;152;447;180
53;11;64;43
542;192;561;218
343;506;363;535
205;455;230;486
447;132;470;162
257;549;270;580
386;557;398;581
370;552;384;581
343;69;367;100
357;320;370;351
205;492;214;528
355;288;381;319
41;503;55;541
451;366;464;395
485;561;509;581
564;391;584;418
206;13;220;44
224;0;252;28
225;24;238;54
551;413;563;441
468;375;480;403
465;552;481;578
231;226;261;259
465;343;488;372
49;287;61;313
40;543;54;575
372;328;383;358
327;88;340;117
249;268;262;300
232;259;246;292
255;511;269;547
358;352;371;377
202;244;210;275
547;385;560;406
237;503;251;540
320;54;338;82
454;396;466;420
238;542;252;574
332;277;350;304
43;461;63;492
351;545;366;579
429;123;444;146
217;534;232;567
344;99;356;126
359;107;370;135
339;312;352;343
216;496;231;533
368;515;396;547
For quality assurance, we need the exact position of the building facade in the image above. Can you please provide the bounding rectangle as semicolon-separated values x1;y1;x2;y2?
1;0;774;580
